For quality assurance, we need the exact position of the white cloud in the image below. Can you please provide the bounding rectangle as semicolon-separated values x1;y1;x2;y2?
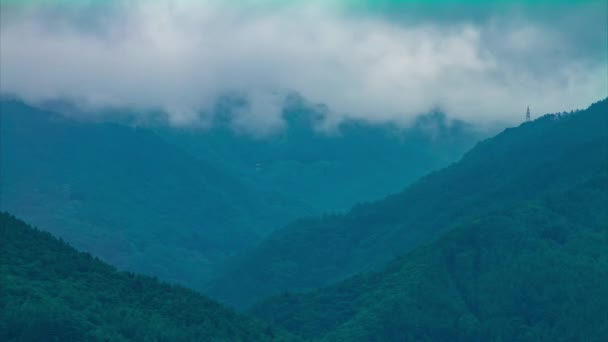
0;0;605;134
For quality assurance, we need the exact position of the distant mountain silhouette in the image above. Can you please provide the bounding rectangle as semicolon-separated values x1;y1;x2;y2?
156;97;484;216
0;99;481;293
0;100;305;290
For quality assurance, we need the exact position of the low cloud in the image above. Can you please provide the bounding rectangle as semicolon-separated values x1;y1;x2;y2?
1;0;606;134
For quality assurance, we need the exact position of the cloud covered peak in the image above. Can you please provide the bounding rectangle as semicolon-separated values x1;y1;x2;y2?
1;0;606;134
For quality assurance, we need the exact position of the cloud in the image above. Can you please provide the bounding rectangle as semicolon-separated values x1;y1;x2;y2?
1;0;606;134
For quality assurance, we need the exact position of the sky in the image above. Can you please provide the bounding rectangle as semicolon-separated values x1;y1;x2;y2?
1;0;606;134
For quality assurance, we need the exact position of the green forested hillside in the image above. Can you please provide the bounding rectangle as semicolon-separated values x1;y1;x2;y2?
211;99;608;308
252;171;608;341
0;213;294;341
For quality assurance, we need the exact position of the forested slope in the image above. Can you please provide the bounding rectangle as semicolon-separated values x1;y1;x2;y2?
0;213;295;341
252;170;608;341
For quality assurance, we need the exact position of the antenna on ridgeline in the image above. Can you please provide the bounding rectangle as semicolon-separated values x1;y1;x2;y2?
526;105;531;122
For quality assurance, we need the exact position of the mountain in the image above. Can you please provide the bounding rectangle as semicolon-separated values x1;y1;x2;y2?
0;213;295;341
0;100;305;289
210;99;608;308
0;99;483;293
155;98;485;215
252;171;608;341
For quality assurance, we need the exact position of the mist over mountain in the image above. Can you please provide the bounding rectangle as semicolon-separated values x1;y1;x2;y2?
1;1;605;131
1;0;606;340
155;97;485;214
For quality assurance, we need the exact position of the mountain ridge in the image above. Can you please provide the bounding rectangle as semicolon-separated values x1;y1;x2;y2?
249;99;608;340
0;98;482;294
209;98;608;308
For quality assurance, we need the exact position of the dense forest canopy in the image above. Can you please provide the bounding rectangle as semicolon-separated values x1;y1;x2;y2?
252;171;608;341
0;213;295;341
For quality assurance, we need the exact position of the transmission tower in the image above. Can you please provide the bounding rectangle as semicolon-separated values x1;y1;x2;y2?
526;106;531;122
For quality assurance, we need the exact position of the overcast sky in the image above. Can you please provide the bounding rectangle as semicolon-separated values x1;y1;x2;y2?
1;0;606;134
